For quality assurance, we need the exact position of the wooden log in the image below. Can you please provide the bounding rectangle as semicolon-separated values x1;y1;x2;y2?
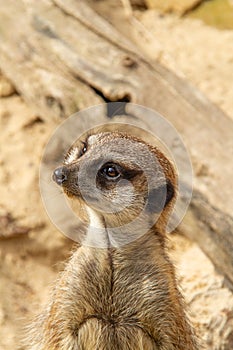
0;0;232;287
179;192;233;289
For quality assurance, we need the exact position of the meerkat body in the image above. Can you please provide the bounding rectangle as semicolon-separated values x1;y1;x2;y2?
26;132;197;350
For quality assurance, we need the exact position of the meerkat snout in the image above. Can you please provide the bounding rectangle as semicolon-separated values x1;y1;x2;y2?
53;166;68;185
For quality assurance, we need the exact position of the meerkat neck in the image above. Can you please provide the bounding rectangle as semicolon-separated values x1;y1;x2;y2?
84;206;162;249
118;226;166;260
83;206;109;248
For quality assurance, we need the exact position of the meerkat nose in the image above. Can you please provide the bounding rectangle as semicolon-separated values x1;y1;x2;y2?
53;166;68;186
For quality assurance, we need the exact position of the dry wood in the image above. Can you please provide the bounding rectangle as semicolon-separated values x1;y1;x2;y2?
0;0;232;287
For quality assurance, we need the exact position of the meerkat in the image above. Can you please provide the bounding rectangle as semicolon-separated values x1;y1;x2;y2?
26;131;198;350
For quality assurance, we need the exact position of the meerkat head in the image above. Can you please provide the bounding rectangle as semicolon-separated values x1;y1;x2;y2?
53;132;176;245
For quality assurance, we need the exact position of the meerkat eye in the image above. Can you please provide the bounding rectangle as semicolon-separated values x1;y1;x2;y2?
101;164;120;180
79;142;87;157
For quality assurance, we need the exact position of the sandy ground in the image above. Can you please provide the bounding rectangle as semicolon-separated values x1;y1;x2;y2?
0;3;233;350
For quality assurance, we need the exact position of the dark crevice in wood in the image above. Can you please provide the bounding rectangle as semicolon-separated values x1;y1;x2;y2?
181;0;206;16
91;86;131;104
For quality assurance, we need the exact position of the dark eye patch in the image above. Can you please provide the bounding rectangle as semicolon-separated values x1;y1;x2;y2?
99;162;142;182
121;167;142;180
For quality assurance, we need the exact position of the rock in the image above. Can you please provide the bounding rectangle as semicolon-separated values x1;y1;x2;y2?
144;0;204;15
170;235;233;350
0;73;15;97
0;213;31;240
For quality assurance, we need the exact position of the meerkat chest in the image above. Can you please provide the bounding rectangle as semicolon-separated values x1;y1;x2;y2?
66;248;166;328
59;249;162;349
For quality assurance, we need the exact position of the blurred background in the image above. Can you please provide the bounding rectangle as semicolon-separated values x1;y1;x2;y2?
0;1;233;349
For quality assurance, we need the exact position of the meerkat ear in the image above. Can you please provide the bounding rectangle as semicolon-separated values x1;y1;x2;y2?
147;179;174;213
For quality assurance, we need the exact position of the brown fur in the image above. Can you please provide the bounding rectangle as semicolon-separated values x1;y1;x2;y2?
25;132;198;349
